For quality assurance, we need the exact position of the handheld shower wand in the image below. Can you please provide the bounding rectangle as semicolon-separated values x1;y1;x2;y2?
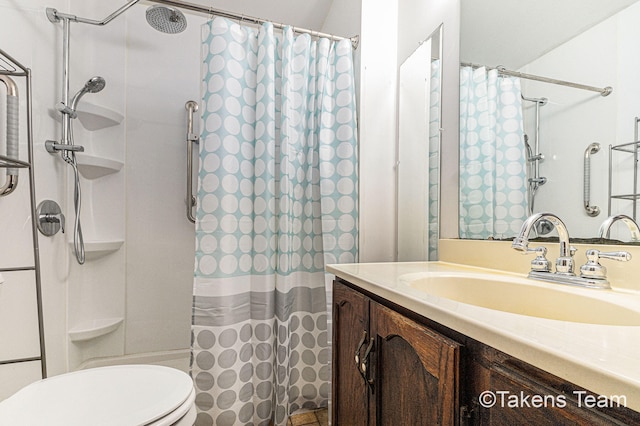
70;76;106;111
47;76;106;265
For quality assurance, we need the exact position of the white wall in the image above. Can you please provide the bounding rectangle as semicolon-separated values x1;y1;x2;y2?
356;0;399;262
0;0;73;396
122;6;203;365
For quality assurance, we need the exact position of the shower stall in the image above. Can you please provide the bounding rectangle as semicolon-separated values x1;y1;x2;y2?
24;2;360;425
31;0;200;377
45;1;188;264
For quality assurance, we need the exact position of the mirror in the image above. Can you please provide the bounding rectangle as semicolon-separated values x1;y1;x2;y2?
398;25;442;260
459;0;640;243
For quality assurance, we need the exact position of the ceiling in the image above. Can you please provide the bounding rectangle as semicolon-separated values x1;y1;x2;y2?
461;0;639;69
181;0;334;32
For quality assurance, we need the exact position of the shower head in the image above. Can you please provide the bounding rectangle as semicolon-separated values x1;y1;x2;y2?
84;76;106;93
70;76;106;111
146;5;187;34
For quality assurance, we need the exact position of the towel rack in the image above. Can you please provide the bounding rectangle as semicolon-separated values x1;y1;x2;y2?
0;47;47;378
185;100;198;223
608;118;640;221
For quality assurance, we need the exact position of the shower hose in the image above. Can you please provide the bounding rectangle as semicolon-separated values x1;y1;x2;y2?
64;124;85;265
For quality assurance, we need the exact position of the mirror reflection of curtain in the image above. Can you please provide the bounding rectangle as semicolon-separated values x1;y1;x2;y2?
428;59;441;258
459;66;528;239
192;17;359;426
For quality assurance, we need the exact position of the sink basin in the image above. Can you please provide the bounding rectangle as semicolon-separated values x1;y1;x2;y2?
401;272;640;326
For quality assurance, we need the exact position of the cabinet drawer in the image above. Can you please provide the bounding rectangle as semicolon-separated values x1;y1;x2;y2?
0;271;40;361
487;365;627;426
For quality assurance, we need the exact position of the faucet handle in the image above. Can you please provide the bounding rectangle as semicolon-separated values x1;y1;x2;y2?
595;250;632;262
523;246;551;273
580;249;631;280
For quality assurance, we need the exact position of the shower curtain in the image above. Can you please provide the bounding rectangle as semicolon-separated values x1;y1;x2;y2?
428;59;441;259
459;66;528;239
191;17;358;426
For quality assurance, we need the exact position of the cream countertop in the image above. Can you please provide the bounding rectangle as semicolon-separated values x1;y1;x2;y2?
326;261;640;412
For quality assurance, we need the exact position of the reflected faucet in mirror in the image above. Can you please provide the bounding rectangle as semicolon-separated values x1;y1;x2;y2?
599;214;640;242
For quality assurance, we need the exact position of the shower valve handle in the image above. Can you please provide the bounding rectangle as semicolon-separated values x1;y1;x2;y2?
42;213;65;234
36;200;65;236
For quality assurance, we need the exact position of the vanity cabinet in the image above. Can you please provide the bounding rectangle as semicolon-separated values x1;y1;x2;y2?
333;278;640;426
333;281;460;425
474;353;639;426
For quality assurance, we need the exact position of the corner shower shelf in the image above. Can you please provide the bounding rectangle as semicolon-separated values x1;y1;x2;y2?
68;317;124;342
68;240;124;260
74;153;123;179
75;102;124;131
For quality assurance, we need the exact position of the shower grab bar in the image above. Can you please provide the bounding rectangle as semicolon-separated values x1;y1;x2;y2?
584;142;601;217
185;100;199;223
0;75;19;197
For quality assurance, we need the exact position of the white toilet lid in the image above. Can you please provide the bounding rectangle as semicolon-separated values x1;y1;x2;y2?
0;365;195;426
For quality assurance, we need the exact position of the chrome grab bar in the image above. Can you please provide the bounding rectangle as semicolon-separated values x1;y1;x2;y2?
584;142;600;217
185;100;199;223
0;75;19;197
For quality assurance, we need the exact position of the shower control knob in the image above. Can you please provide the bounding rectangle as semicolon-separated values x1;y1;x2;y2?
36;200;65;236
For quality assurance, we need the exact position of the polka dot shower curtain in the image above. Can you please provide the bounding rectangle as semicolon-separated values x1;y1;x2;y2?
428;59;441;259
459;66;528;239
191;17;358;426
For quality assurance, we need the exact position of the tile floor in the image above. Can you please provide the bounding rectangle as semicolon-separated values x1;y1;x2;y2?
287;408;328;426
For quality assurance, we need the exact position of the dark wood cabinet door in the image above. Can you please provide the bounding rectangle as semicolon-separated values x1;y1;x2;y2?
370;302;460;426
333;281;370;426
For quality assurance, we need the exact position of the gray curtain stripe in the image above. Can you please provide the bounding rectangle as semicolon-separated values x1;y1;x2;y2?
193;286;327;327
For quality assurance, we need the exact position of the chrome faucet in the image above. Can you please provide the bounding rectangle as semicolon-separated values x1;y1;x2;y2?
512;212;575;274
598;214;640;242
513;212;631;289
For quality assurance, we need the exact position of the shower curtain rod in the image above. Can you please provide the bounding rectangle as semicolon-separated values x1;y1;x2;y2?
460;62;612;97
149;0;360;49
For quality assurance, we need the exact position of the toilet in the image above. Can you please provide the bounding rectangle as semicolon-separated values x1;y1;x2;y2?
0;364;197;425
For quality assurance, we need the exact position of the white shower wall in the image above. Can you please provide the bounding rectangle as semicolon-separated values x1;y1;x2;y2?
0;0;126;397
121;6;205;366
